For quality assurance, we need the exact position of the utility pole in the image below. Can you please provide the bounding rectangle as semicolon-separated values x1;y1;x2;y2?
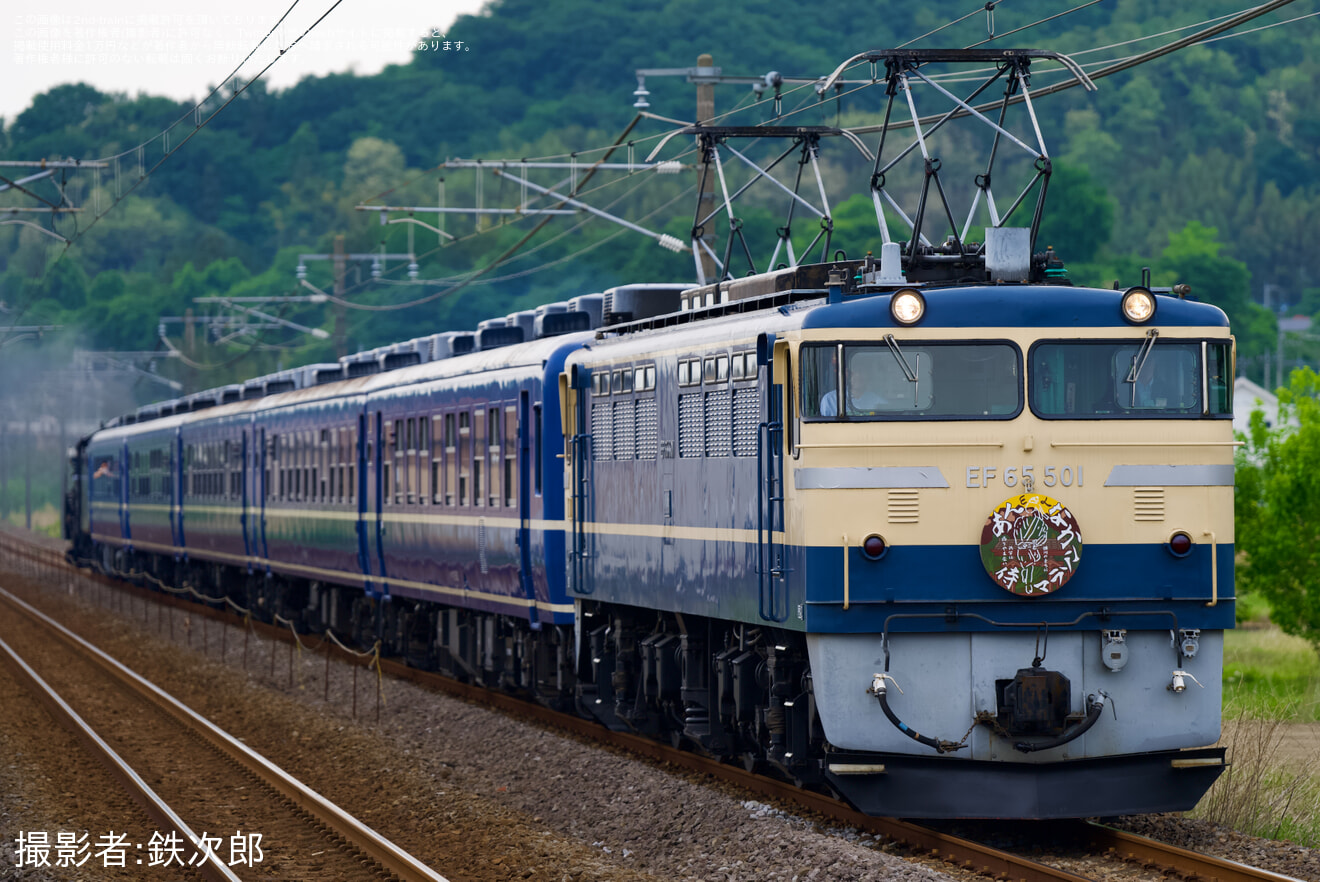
695;53;719;284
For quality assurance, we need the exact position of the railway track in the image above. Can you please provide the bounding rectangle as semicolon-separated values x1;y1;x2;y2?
0;582;449;882
0;530;1307;882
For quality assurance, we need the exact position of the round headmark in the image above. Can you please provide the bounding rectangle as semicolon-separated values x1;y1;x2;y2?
979;494;1083;596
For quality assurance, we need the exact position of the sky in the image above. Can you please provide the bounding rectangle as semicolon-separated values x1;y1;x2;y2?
4;0;487;124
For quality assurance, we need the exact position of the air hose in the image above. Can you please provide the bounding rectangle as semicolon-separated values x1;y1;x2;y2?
869;674;967;754
1013;691;1108;753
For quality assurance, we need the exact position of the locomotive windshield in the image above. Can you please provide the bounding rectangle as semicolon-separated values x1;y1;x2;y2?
802;342;1021;420
1029;339;1233;418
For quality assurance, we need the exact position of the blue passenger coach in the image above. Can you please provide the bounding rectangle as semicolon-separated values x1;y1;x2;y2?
79;323;592;674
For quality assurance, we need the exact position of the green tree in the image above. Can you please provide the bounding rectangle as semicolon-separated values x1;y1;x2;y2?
1160;221;1274;370
1237;367;1320;653
1036;163;1114;264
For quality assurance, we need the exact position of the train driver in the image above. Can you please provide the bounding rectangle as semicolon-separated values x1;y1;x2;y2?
820;350;908;416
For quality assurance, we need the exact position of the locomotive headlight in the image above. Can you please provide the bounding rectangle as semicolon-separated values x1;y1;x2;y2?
890;289;926;326
1121;286;1157;324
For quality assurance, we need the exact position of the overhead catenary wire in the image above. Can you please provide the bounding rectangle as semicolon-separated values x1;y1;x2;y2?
965;0;1108;49
0;0;350;346
838;0;1301;136
310;114;645;312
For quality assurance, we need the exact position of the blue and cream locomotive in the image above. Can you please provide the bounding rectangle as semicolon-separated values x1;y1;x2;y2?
68;239;1234;818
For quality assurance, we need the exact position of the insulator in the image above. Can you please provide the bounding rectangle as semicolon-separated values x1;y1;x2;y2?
654;160;682;174
656;234;684;253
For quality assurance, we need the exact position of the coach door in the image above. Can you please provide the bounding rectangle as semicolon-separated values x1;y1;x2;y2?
368;410;389;593
355;412;373;593
518;390;539;628
119;441;131;547
171;429;185;552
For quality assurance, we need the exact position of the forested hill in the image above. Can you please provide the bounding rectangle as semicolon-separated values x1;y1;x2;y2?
2;0;1319;394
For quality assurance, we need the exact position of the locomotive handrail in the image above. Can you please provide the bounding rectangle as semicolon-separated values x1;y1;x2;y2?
1049;440;1243;447
756;417;788;622
797;440;1005;448
1203;530;1218;608
569;431;594;595
841;533;850;611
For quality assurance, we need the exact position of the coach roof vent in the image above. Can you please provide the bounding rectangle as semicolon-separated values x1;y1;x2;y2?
291;363;341;387
136;405;160;422
265;378;296;394
602;283;686;326
505;310;537;340
450;333;476;356
241;379;265;400
536;311;592;338
383;349;422;370
478;324;526;350
122;413;138;425
567;293;604;328
342;352;382;378
313;366;344;385
188;392;218;412
218;385;243;404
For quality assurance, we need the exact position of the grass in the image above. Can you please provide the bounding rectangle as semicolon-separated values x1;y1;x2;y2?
1191;615;1320;846
1222;625;1320;723
1191;712;1320;847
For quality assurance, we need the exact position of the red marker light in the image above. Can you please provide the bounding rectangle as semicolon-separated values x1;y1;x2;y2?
863;534;887;559
1169;532;1193;556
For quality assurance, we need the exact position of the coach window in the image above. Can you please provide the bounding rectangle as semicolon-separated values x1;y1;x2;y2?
434;415;448;505
487;406;500;507
388;419;401;504
418;415;430;505
457;411;470;506
348;424;357;505
473;409;486;507
504;404;517;508
405;417;417;505
703;358;717;384
533;404;543;496
344;426;352;503
266;435;276;502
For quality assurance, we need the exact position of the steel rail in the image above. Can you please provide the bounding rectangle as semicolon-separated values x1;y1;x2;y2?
0;585;451;882
0;634;242;882
1079;821;1308;882
0;533;1306;882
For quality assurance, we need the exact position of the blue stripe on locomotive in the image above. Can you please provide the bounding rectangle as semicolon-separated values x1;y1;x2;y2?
795;540;1235;633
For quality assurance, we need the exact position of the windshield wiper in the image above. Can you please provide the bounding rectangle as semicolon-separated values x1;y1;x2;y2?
1124;328;1159;406
883;334;921;406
